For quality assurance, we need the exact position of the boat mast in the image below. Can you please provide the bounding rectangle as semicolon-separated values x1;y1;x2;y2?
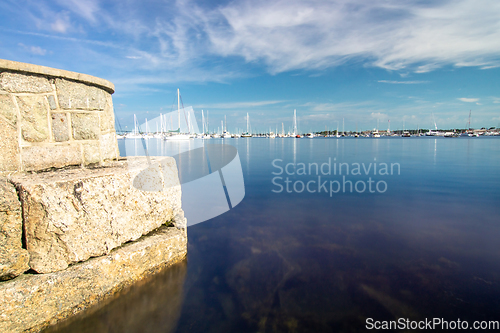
202;110;205;134
177;88;181;131
133;114;137;135
247;112;249;133
293;109;297;135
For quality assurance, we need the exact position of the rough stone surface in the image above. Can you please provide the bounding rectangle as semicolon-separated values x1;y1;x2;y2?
21;144;82;171
0;59;114;94
0;117;19;171
71;113;99;140
82;142;101;164
0;72;53;93
51;113;69;142
47;95;57;110
0;180;20;212
100;93;115;133
55;78;106;110
0;180;30;280
0;226;187;333
100;132;118;160
44;260;187;333
0;93;17;126
17;95;49;143
12;157;184;273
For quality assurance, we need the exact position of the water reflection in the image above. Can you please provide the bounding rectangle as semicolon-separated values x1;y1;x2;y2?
44;261;187;333
51;137;500;332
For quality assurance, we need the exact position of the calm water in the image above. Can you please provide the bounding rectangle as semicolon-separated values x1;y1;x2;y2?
46;137;500;333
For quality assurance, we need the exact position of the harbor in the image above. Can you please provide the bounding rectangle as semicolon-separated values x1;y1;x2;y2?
49;136;500;332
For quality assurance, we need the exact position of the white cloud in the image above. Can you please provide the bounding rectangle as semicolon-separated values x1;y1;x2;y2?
51;14;71;33
9;0;500;83
198;0;500;74
18;43;47;55
458;98;479;102
378;80;428;84
30;46;47;55
56;0;99;23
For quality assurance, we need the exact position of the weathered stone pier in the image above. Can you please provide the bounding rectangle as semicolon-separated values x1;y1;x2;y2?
0;59;187;332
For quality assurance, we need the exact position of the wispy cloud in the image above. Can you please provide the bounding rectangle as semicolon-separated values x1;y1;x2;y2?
18;43;47;55
195;100;286;109
4;0;500;84
199;0;500;74
378;80;428;84
458;98;479;102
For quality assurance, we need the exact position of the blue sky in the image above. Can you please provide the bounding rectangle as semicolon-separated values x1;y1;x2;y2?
1;0;500;133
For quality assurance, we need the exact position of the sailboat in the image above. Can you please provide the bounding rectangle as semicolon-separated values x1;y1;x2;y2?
165;89;191;140
201;110;211;139
241;113;252;137
292;109;301;138
125;114;143;138
372;119;381;137
222;116;232;138
402;120;411;137
425;113;444;136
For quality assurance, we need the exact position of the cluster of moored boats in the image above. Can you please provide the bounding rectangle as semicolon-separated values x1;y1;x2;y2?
118;128;499;140
117;92;499;140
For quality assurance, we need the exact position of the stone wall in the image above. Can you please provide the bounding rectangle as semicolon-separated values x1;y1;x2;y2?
0;226;187;333
0;179;29;280
11;157;186;274
0;59;119;172
0;60;188;332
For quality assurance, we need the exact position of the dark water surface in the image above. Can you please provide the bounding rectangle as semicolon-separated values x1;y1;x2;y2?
46;137;500;332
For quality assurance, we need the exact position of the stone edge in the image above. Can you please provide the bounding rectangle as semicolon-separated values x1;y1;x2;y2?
0;59;114;94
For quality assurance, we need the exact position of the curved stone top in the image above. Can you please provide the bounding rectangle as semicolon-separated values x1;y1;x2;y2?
0;59;114;94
